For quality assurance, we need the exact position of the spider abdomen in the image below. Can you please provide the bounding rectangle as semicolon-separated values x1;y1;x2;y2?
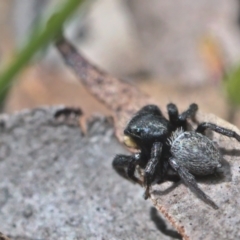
170;130;222;175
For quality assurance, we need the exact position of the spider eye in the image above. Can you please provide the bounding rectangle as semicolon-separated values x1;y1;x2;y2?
123;135;138;149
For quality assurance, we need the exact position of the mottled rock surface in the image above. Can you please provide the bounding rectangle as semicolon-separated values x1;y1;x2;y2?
0;106;177;240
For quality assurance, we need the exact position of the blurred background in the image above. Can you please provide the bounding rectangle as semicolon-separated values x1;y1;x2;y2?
1;0;240;125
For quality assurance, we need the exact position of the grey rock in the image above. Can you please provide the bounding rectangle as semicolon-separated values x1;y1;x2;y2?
0;106;176;240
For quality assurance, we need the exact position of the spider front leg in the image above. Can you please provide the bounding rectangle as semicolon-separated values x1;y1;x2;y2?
167;103;198;129
169;157;218;209
196;122;240;142
167;103;179;126
178;103;198;121
112;153;142;185
143;142;163;199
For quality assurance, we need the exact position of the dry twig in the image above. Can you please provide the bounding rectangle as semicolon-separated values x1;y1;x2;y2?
56;37;153;139
0;232;11;240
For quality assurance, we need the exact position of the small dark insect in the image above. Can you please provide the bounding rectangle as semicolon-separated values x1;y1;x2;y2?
112;103;240;209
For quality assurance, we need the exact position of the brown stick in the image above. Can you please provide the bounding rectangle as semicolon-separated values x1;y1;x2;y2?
55;37;154;139
0;232;11;240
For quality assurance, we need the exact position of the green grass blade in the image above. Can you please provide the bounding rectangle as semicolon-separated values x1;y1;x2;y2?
224;65;240;106
0;0;85;106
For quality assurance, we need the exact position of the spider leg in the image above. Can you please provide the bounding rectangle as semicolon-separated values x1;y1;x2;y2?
196;122;240;142
169;157;219;209
178;103;198;130
112;154;142;185
157;164;181;183
178;103;198;121
167;103;198;129
167;103;179;126
144;142;163;199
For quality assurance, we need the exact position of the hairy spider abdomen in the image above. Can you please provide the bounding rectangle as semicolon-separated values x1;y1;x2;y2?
169;129;222;175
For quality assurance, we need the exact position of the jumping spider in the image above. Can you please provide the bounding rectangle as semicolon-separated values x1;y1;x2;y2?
112;103;240;209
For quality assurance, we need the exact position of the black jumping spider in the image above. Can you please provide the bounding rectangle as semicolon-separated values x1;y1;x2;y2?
112;103;240;209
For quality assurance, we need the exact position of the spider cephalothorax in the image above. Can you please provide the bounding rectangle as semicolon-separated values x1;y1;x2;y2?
112;103;240;209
